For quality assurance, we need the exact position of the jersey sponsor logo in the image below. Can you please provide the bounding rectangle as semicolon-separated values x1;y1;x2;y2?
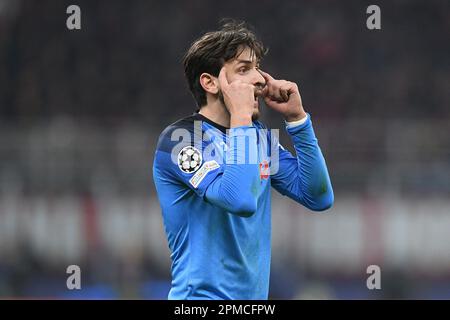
178;146;202;174
189;160;220;188
259;160;270;180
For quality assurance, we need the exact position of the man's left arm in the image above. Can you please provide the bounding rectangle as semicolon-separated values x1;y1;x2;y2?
271;113;334;211
259;70;334;211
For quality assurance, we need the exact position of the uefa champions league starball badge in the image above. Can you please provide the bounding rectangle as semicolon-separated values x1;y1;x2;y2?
178;146;202;174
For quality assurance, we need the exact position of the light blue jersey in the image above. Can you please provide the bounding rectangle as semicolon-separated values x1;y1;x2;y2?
153;112;333;300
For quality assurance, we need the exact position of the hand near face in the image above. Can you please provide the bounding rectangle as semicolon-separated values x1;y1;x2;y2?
218;66;256;127
259;70;307;122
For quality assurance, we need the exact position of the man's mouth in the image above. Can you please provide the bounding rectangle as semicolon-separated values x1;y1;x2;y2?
254;96;259;108
254;90;263;108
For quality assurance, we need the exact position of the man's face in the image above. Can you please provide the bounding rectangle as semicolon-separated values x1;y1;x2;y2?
219;46;266;120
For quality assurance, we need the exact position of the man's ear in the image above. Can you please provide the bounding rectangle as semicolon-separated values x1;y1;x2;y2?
199;73;219;95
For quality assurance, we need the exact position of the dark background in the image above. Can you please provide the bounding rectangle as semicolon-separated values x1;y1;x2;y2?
0;0;449;299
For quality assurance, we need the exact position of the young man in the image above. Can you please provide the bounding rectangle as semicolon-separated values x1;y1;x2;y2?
153;20;334;300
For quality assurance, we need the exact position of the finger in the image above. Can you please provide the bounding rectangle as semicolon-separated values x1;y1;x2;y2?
264;93;275;104
266;85;275;100
261;86;269;98
258;69;275;83
218;66;229;88
280;83;294;100
270;86;283;101
280;87;289;102
284;82;298;95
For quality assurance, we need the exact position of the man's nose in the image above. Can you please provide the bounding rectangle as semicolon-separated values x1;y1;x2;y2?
252;69;266;89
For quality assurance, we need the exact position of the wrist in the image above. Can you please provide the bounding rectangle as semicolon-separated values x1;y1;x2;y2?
284;109;307;122
285;113;308;129
230;113;253;128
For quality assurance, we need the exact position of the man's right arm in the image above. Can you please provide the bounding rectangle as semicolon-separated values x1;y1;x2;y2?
203;66;261;217
204;125;260;217
154;66;260;217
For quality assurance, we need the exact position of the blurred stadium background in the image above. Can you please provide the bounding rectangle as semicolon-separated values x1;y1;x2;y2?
0;0;449;299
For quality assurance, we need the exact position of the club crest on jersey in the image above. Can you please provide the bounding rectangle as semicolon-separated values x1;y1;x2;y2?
178;146;202;174
259;160;270;180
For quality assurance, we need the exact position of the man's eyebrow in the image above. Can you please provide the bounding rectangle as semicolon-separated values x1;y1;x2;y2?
235;59;260;65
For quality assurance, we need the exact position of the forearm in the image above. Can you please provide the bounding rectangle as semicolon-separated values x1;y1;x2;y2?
205;126;260;216
230;114;253;128
285;114;334;211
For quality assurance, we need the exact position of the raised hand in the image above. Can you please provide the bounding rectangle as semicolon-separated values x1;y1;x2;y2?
218;66;256;127
259;70;307;122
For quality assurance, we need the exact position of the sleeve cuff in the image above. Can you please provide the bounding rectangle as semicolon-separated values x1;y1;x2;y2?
285;114;308;129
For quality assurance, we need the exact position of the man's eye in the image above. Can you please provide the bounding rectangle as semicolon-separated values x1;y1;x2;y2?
238;67;249;73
